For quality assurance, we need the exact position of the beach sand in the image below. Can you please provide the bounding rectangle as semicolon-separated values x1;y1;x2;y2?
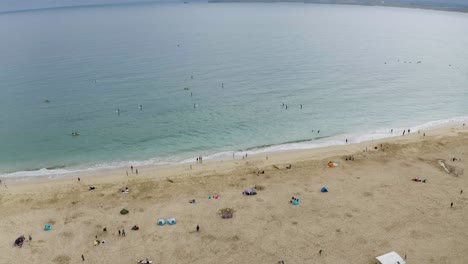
1;126;467;264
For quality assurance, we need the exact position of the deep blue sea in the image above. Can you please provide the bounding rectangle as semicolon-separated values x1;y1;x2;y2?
0;3;467;178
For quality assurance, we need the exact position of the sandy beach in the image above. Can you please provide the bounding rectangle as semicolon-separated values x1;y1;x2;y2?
1;126;466;264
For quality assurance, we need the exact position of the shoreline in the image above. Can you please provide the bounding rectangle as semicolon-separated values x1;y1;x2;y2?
3;122;466;188
2;116;467;182
207;1;468;14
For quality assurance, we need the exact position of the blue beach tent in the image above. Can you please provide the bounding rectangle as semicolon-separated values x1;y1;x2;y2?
321;187;328;193
44;224;52;231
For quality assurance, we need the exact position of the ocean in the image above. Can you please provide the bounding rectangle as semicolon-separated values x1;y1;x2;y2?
0;3;467;178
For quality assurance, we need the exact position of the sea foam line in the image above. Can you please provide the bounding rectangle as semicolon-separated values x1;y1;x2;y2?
1;116;467;179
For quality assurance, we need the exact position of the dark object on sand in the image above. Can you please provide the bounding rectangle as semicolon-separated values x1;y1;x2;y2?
220;208;234;219
120;209;129;215
14;235;25;247
242;189;257;196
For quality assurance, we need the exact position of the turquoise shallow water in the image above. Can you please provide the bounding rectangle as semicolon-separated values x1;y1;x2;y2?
0;3;467;177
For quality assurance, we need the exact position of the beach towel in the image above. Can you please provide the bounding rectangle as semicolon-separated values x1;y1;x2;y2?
292;200;299;205
44;224;52;231
222;213;233;219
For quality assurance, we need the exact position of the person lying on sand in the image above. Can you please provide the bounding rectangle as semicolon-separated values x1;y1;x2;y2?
412;178;427;183
88;186;96;190
131;225;139;231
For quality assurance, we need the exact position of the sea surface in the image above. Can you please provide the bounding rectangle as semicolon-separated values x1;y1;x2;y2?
0;3;467;178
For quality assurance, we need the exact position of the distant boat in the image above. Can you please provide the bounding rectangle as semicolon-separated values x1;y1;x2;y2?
184;1;189;3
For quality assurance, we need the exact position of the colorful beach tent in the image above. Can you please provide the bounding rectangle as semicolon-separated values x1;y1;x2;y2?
321;187;328;193
44;224;52;231
167;218;176;225
157;218;166;226
292;200;299;205
376;251;406;264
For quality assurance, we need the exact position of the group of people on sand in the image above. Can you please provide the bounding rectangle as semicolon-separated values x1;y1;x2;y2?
345;156;354;161
130;166;138;175
196;156;203;163
290;197;299;204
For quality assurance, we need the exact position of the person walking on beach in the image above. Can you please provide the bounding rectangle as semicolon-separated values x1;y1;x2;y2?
319;249;322;256
461;189;463;195
408;129;411;133
403;130;406;136
78;177;80;182
82;255;85;261
131;166;133;173
122;229;126;237
118;230;121;236
391;129;393;134
136;169;138;175
451;202;453;208
346;139;348;144
196;225;199;232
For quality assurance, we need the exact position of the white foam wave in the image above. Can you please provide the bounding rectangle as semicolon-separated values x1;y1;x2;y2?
1;116;466;180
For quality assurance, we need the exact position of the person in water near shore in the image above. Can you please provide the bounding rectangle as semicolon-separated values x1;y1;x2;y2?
131;166;133;173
